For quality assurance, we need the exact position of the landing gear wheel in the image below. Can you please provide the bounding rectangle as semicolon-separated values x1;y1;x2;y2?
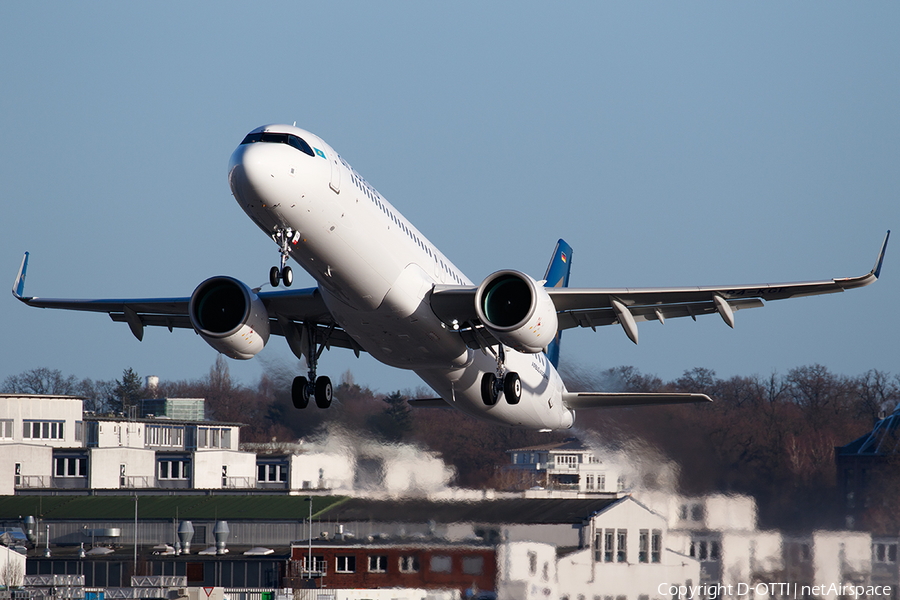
314;376;333;408
269;266;281;288
282;266;293;287
291;376;310;409
503;372;521;404
481;373;499;406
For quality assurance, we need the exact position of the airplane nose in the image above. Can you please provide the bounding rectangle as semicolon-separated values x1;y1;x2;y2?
229;142;295;207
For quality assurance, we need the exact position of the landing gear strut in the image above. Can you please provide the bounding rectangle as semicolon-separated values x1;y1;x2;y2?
290;322;334;410
480;346;521;406
270;228;297;287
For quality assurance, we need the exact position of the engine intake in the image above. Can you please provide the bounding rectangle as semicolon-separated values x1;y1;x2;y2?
189;276;270;359
474;270;558;354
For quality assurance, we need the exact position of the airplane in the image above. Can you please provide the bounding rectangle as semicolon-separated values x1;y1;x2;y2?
12;124;890;430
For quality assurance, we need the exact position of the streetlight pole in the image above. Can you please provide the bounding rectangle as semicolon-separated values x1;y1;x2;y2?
133;495;138;576
304;497;312;579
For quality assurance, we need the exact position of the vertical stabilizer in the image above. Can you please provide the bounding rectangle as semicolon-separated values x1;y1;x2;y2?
543;239;572;368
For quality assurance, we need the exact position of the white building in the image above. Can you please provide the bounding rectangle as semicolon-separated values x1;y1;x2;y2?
495;541;559;600
505;438;622;494
558;495;700;600
0;394;259;493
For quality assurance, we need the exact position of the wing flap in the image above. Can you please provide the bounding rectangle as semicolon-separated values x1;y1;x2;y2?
563;392;711;409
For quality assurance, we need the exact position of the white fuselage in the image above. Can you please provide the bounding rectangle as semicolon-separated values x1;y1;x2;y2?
228;125;574;429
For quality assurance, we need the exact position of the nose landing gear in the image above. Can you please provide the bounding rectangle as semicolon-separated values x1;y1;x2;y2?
270;228;298;287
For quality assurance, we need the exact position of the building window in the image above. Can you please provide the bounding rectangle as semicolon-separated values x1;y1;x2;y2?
335;555;356;574
639;530;649;563
585;474;594;490
23;420;64;440
604;530;614;562
159;460;190;480
368;555;388;573
691;504;705;521
74;421;83;443
198;427;232;449
54;457;87;477
556;454;578;467
597;474;605;491
430;555;452;573
0;419;14;440
616;530;627;562
874;543;898;563
146;425;184;448
462;556;484;575
399;555;420;573
528;551;538;576
651;530;662;563
258;464;287;482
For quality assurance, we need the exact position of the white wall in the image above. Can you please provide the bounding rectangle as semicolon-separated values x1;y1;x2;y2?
496;541;558;600
93;420;145;449
89;447;156;488
194;450;257;489
290;452;354;491
0;444;53;495
813;531;872;600
0;544;26;587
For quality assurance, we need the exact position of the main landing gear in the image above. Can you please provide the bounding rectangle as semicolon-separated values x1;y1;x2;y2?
269;228;298;288
480;346;522;406
290;322;334;410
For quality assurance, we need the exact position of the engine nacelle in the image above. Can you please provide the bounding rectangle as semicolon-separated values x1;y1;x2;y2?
474;270;559;354
189;276;270;360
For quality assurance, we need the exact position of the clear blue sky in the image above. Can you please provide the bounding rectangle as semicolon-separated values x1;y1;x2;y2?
2;2;898;393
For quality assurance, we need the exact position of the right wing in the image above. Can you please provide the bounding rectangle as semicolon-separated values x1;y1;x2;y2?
431;231;889;346
562;392;711;410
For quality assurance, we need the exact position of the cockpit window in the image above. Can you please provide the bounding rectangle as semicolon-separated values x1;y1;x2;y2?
241;132;315;157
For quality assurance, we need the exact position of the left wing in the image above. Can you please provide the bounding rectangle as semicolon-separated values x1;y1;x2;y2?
431;231;889;345
11;252;360;352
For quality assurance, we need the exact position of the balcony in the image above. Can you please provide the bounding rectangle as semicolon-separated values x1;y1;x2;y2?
122;475;155;489
15;475;50;489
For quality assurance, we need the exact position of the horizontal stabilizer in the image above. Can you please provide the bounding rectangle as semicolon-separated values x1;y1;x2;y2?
407;398;450;408
563;392;711;410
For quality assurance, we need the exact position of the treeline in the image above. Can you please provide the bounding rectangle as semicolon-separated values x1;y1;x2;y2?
565;364;900;530
4;360;898;530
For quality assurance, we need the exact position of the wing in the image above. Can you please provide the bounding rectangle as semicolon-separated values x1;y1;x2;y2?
431;231;889;346
11;252;361;353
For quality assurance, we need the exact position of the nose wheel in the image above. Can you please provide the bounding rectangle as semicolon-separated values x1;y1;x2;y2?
269;265;293;288
270;228;298;287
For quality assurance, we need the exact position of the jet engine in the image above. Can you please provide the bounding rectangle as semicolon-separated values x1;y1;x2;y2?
189;276;270;360
474;270;558;354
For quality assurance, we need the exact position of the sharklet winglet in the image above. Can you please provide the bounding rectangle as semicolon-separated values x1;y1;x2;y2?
12;252;29;299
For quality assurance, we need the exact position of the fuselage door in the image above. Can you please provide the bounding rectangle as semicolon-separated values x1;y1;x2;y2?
328;150;341;194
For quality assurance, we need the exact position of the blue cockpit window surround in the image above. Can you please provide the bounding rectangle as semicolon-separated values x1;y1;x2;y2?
241;132;315;157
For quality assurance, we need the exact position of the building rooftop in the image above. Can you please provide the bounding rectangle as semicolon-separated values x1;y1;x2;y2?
506;438;589;453
837;410;900;456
